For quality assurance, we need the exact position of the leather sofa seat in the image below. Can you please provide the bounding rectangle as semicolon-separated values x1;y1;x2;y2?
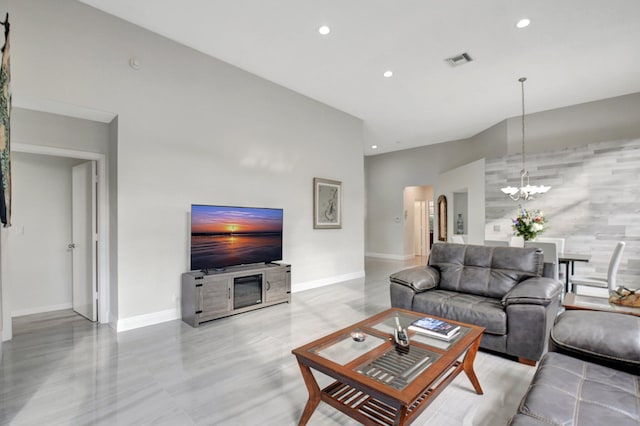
412;290;507;335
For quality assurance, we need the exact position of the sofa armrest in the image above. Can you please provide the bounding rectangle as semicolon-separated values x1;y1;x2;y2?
502;277;562;307
504;278;563;361
389;266;440;292
549;310;640;374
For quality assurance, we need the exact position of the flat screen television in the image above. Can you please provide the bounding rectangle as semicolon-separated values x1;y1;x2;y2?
190;204;283;271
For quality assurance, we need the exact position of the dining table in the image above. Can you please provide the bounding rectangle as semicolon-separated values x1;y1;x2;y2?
558;252;591;293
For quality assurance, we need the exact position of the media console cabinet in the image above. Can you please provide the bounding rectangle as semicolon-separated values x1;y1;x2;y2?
181;262;291;327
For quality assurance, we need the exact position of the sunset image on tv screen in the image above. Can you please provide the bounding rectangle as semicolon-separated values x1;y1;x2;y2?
190;205;283;270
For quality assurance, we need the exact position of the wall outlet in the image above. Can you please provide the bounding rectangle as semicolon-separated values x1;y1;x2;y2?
493;224;501;232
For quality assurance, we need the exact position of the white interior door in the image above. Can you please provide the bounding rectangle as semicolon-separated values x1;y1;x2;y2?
71;161;97;321
414;201;427;256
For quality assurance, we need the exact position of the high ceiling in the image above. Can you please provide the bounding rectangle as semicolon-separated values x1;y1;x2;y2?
78;0;640;155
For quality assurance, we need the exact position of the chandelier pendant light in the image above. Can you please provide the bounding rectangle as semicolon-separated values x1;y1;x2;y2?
501;77;551;201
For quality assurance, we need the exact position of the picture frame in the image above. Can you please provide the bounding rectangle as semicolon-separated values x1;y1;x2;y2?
313;178;342;229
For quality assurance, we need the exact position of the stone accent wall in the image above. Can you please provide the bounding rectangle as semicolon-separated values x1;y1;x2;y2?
485;138;640;288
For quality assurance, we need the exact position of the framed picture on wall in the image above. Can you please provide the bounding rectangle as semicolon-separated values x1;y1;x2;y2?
313;178;342;229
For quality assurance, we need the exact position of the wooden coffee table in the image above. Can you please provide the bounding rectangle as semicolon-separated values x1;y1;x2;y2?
291;308;485;425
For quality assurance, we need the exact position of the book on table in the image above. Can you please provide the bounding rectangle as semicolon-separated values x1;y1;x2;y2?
408;317;461;340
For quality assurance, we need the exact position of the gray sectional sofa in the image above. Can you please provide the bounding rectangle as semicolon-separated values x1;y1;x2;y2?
390;243;563;364
510;310;640;425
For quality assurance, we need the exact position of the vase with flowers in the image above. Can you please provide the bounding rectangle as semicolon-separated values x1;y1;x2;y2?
512;207;546;241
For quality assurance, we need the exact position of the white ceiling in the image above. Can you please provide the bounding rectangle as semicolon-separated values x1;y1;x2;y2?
78;0;640;155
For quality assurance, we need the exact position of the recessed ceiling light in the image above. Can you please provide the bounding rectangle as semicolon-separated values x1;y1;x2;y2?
371;145;378;149
383;70;393;78
516;18;531;29
318;25;331;35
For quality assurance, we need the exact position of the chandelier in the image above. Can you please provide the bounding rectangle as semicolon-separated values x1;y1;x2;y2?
501;77;551;201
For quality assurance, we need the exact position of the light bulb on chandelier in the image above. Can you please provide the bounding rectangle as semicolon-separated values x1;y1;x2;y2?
501;77;551;201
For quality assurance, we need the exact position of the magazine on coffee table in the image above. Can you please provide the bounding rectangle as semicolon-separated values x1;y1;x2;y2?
408;317;460;340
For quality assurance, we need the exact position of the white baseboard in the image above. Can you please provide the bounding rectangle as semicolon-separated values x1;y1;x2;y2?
365;252;414;261
292;270;365;293
11;302;73;317
116;308;179;332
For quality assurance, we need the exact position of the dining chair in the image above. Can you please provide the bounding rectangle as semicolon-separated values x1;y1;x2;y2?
570;241;625;294
484;240;509;247
451;235;465;244
524;241;559;281
534;237;566;281
509;236;524;247
535;237;565;255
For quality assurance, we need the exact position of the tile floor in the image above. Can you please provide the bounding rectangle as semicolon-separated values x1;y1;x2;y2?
0;257;535;425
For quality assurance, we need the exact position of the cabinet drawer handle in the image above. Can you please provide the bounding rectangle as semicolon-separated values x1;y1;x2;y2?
266;281;271;291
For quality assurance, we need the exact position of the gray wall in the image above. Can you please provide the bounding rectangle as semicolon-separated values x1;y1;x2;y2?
365;137;481;257
505;92;640;155
366;92;640;259
9;0;365;328
438;159;485;245
11;108;110;154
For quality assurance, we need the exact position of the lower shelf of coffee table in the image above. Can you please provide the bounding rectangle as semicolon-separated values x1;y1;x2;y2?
321;359;463;425
321;381;429;425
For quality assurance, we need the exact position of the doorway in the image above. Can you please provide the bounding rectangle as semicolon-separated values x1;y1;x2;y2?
1;144;108;341
403;185;434;261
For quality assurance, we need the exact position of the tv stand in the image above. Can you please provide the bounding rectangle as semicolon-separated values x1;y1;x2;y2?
181;263;291;327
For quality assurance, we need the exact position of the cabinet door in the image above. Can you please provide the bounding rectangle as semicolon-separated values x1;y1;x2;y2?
265;268;289;302
198;276;231;315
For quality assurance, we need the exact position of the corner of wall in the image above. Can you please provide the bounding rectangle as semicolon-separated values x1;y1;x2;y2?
468;119;508;159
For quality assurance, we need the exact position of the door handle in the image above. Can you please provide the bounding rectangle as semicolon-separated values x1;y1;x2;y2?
68;243;76;249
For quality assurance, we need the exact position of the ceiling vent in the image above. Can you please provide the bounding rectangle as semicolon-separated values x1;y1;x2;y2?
445;52;473;67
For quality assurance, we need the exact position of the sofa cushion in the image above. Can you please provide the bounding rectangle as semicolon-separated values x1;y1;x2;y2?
511;352;640;426
389;266;440;292
550;310;640;374
428;243;543;299
412;289;506;335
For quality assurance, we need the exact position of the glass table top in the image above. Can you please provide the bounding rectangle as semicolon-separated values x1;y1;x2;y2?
311;331;386;365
